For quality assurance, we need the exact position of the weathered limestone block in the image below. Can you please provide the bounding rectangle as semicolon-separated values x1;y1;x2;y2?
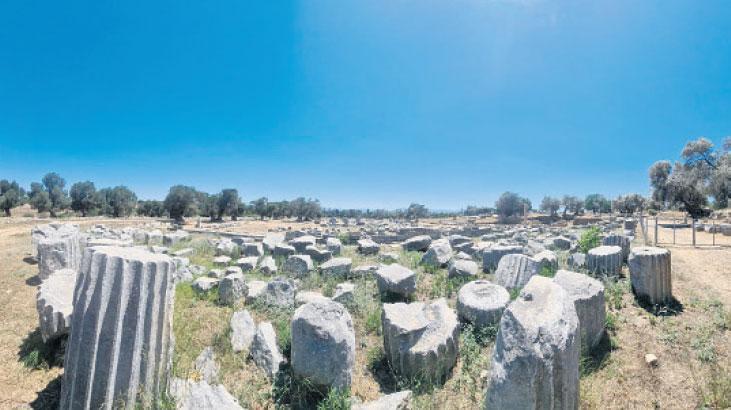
290;235;317;253
283;255;313;277
273;243;296;257
61;246;175;409
263;233;286;253
447;259;478;278
587;245;623;276
602;234;631;262
382;299;459;383
241;242;264;257
259;256;277;275
456;280;509;328
568;252;586;269
401;235;432;252
215;239;238;256
235;256;258;272
551;236;572;250
375;264;416;298
37;268;78;342
320;257;353;277
420;239;453;268
261;278;296;308
295;291;330;307
245;280;267;304
219;273;248;306
291;300;356;389
163;230;189;246
305;245;332;263
169;378;243;410
326;237;342;255
448;234;471;247
628;247;672;305
352;390;412;410
230;310;256;353
251;321;284;380
494;254;539;290
482;245;523;272
358;238;380;255
332;282;355;305
486;276;579;410
532;250;558;273
194;346;219;384
554;270;606;351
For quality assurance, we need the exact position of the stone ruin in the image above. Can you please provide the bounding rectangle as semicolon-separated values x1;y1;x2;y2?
22;213;676;408
60;246;176;409
486;276;579;409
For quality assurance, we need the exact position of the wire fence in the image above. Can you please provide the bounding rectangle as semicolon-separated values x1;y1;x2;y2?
638;215;730;248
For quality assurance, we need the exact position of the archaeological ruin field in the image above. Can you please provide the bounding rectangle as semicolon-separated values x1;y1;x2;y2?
1;208;729;409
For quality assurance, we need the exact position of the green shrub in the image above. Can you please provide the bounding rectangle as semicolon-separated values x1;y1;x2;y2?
578;226;602;254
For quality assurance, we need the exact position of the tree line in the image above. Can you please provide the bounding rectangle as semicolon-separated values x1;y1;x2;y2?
0;173;323;222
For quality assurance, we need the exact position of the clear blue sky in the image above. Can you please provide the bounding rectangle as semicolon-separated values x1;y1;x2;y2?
1;1;730;210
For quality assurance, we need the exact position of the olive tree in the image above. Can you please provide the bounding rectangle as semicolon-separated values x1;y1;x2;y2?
406;203;428;221
70;181;97;217
584;194;610;214
561;195;583;218
539;196;561;217
217;189;241;221
108;186;137;217
0;180;25;216
41;172;69;217
29;182;51;214
164;185;199;223
495;192;526;221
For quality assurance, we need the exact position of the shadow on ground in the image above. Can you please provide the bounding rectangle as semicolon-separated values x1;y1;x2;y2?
25;275;41;286
18;328;66;370
29;375;63;410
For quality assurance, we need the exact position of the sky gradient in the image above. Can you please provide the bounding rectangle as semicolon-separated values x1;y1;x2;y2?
1;1;730;210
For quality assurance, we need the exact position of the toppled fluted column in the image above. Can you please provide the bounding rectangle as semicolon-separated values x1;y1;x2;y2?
61;246;176;410
486;276;579;410
586;245;623;276
628;247;672;305
37;268;78;342
553;270;606;352
494;254;539;290
482;245;524;272
35;223;83;280
382;299;459;383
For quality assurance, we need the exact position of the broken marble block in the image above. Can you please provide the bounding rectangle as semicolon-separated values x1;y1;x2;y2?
553;270;606;351
291;300;356;389
375;264;416;298
486;276;579;410
251;321;284;380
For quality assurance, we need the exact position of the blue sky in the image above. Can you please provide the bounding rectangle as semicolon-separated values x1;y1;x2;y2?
1;1;730;210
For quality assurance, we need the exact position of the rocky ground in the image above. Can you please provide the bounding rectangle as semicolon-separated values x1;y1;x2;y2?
0;215;729;409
